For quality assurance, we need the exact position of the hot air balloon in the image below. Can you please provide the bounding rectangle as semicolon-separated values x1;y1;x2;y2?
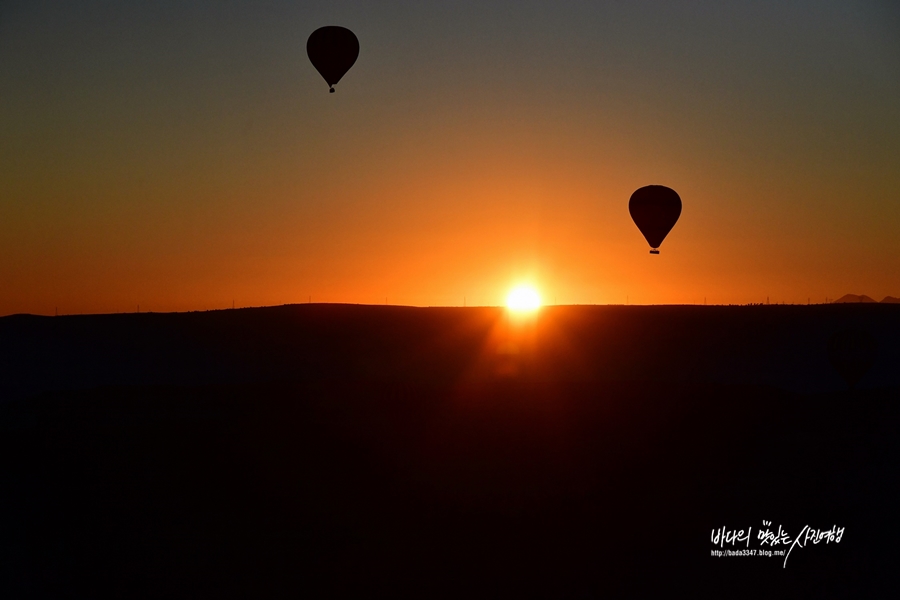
628;185;682;254
307;26;359;93
828;329;877;390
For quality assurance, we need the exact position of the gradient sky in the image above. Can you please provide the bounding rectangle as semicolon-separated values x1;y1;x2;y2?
2;0;899;314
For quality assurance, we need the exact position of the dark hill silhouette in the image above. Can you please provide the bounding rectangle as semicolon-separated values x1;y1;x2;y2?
1;379;896;597
2;304;898;403
828;329;878;389
881;296;900;303
1;304;898;596
833;294;877;303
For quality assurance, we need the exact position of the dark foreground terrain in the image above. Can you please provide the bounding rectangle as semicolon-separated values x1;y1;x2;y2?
1;305;898;597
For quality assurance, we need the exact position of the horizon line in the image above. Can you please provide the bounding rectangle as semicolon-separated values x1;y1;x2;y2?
4;299;898;319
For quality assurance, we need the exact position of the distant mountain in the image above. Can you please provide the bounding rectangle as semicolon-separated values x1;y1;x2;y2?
881;296;900;304
832;294;877;303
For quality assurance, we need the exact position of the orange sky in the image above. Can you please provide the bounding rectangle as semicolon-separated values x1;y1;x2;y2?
2;2;899;315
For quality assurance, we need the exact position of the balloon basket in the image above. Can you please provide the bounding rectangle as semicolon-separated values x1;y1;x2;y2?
650;249;660;254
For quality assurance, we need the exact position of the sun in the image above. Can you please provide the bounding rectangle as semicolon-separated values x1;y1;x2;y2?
506;285;542;312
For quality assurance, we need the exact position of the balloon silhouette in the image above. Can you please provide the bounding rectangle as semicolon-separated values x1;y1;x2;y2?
307;26;359;93
629;185;682;254
828;329;877;389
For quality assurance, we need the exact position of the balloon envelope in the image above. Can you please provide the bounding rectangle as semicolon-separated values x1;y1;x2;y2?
307;26;359;92
628;185;682;253
828;329;877;389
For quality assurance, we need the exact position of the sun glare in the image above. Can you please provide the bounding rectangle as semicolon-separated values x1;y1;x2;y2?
506;285;542;312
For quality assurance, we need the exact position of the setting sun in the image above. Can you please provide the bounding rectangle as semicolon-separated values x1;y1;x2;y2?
506;285;542;312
